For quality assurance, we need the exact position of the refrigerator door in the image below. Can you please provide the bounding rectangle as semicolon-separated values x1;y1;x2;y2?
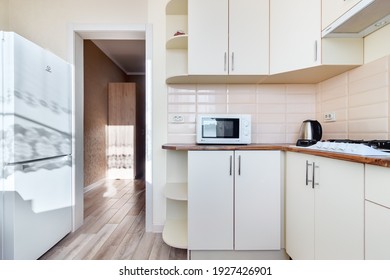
3;156;72;259
2;32;72;163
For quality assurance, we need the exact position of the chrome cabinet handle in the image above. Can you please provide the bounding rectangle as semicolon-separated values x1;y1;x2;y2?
314;40;318;62
312;162;316;188
238;155;241;176
306;160;313;186
313;164;320;188
229;155;232;176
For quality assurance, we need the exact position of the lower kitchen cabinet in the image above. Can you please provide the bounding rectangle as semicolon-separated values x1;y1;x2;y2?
188;150;282;251
285;152;364;260
365;164;390;260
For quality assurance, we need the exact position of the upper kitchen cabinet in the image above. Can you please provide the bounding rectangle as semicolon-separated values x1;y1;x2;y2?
188;0;269;76
166;0;269;84
268;0;363;83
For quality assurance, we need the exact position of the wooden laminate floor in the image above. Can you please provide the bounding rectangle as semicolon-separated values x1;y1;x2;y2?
40;179;187;260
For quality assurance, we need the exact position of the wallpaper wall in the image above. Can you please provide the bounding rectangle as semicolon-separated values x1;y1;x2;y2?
84;40;128;187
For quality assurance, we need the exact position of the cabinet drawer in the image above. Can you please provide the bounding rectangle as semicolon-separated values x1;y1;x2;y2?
365;165;390;208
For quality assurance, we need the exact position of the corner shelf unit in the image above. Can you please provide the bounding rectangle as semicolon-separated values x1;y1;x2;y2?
163;183;188;249
166;0;188;82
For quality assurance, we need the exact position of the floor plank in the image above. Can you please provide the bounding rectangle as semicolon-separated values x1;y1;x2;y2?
39;179;187;260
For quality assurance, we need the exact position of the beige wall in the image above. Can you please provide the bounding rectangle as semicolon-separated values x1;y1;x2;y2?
84;40;128;187
7;0;148;60
0;0;8;30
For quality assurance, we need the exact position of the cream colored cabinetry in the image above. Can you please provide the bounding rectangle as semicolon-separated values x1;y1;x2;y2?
269;0;363;79
166;0;188;81
188;150;281;251
162;151;188;249
165;0;269;83
365;164;390;259
322;0;362;30
188;0;269;76
286;152;364;259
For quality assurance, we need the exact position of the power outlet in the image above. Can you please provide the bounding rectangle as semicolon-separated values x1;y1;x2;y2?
172;115;185;123
324;112;336;122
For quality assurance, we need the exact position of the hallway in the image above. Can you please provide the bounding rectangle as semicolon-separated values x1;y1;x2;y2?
40;179;187;260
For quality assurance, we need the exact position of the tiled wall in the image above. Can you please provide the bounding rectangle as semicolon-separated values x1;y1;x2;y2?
317;56;390;140
167;84;316;144
168;55;390;144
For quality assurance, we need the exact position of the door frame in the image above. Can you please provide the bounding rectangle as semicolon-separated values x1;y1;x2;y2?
67;24;153;232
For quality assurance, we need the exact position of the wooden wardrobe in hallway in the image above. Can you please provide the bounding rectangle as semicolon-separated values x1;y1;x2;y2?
107;82;137;179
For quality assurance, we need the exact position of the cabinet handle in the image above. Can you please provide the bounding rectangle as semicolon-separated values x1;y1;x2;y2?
314;40;318;62
305;160;313;186
238;155;241;176
231;52;235;72
313;164;320;188
224;52;227;72
229;155;232;176
312;162;316;188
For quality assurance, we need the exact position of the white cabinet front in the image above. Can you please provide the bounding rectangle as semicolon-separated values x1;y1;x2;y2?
285;152;364;260
188;150;281;251
188;151;234;250
188;0;269;75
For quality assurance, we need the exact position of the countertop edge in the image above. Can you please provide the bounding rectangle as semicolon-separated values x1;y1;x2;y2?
162;143;390;168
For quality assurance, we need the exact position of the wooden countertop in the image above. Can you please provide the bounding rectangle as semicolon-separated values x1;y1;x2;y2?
162;143;390;168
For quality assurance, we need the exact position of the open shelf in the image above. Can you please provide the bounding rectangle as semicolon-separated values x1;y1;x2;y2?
162;219;188;249
166;35;188;49
166;0;188;15
165;183;188;201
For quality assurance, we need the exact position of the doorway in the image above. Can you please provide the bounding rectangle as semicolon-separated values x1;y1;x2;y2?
69;24;153;233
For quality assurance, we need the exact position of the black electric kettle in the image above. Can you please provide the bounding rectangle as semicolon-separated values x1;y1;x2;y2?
296;120;322;147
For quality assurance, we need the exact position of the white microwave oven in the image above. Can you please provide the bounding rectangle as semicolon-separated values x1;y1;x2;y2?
196;114;251;144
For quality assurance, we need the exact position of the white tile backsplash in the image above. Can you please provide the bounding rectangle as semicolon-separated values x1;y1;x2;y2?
168;55;390;144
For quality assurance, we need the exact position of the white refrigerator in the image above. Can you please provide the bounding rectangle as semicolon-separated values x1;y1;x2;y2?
0;31;72;259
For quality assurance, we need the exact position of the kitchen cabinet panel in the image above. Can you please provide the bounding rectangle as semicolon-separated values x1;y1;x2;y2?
285;152;364;260
365;164;390;259
365;201;390;260
285;153;315;259
228;0;269;75
188;150;282;251
235;151;281;250
314;156;364;259
188;0;228;75
188;151;234;250
270;0;363;75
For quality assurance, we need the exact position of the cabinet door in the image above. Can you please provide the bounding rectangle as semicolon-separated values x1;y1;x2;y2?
270;0;321;74
188;151;234;250
285;152;315;259
235;151;281;250
365;201;390;260
229;0;269;75
188;0;228;75
314;157;364;259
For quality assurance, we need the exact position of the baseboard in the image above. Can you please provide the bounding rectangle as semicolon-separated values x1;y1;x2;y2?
84;178;107;193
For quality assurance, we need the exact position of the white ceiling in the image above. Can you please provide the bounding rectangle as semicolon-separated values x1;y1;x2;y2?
92;39;146;75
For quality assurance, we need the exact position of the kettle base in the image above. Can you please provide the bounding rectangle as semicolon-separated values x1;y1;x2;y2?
296;139;318;147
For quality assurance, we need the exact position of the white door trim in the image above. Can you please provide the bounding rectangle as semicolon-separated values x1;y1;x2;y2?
67;24;153;232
